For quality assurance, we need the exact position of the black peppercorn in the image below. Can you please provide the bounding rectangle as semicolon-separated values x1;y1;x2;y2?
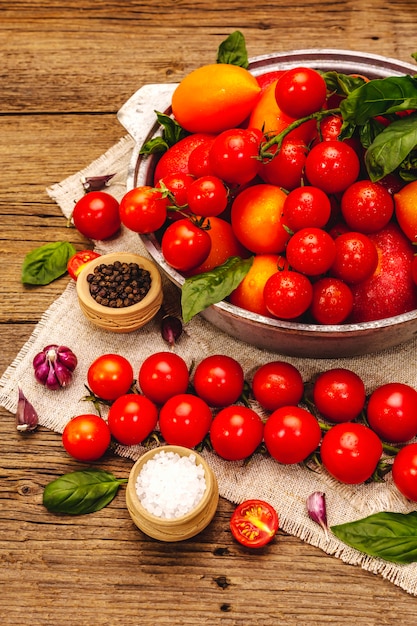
87;261;152;308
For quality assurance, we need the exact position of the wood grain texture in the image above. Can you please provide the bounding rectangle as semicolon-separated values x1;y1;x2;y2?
1;1;417;623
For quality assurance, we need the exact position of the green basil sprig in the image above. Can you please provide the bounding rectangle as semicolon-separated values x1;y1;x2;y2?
139;112;189;156
43;468;128;515
331;511;417;564
22;241;76;285
181;255;253;323
216;30;249;68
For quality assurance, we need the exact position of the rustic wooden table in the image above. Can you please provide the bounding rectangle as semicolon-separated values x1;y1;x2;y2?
2;2;417;624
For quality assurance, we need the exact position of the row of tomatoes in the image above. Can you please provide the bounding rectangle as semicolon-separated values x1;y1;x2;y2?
61;350;417;502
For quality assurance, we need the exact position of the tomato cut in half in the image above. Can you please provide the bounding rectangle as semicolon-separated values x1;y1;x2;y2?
67;249;101;280
230;499;279;548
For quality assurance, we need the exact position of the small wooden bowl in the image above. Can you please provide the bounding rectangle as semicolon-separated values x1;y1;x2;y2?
76;252;163;333
126;445;219;542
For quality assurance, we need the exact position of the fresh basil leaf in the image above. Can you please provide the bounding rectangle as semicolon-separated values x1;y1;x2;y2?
43;468;128;515
181;256;253;323
22;241;76;285
331;511;417;564
340;75;417;125
216;31;249;68
140;111;188;156
365;112;417;180
322;71;368;97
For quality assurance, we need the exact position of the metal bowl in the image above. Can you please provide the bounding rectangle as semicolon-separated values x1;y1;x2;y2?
119;49;417;358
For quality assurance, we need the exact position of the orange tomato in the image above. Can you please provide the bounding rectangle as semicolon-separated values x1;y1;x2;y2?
229;253;288;316
394;180;417;242
185;216;249;275
171;64;261;134
231;184;290;254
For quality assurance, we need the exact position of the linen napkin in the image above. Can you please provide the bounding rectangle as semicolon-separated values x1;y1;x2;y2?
1;91;417;597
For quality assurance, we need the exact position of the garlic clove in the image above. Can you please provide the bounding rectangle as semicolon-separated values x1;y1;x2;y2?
16;387;39;432
306;491;329;540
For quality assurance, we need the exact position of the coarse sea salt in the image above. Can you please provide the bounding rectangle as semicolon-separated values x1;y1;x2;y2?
135;450;207;519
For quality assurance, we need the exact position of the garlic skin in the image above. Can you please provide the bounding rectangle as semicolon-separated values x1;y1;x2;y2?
306;491;329;540
161;315;183;347
33;345;78;390
16;387;39;432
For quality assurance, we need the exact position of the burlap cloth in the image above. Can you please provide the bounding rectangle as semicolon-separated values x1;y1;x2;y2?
2;105;417;595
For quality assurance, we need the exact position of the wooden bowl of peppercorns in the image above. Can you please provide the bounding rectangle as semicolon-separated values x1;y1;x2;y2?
76;252;163;333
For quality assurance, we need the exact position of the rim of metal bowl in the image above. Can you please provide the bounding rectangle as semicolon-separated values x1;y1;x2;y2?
127;49;417;339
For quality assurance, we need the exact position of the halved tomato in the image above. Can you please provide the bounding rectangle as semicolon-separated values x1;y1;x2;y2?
67;250;101;280
230;499;279;548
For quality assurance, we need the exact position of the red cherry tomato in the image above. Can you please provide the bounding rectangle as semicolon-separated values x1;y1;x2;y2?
193;355;244;407
107;394;158;446
275;67;327;118
264;269;313;319
161;218;212;272
187;139;217;178
119;186;169;233
305;141;360;194
138;352;189;405
312;368;366;423
251;361;304;411
341;180;394;234
230;499;279;548
283;186;332;232
72;191;121;240
366;382;417;443
320;422;382;484
209;128;262;185
392;443;417;501
155;172;195;210
67;250;101;280
330;231;379;284
210;405;264;461
259;137;308;190
158;393;212;447
62;414;111;462
285;227;337;276
186;175;228;217
310;277;354;324
87;354;134;401
263;405;321;464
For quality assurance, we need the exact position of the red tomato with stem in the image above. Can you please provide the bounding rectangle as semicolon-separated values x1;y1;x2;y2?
155;172;195;210
320;422;382;484
161;218;212;272
259;138;308;190
62;414;111;462
210;405;264;461
72;191;121;240
230;499;279;548
193;355;244;407
158;393;212;448
305;141;360;194
209;128;262;186
312;368;366;423
275;67;327;118
264;269;313;319
264;405;321;464
251;361;304;411
67;250;101;280
366;382;417;443
392;443;417;501
107;394;158;446
285;228;337;277
138;352;189;405
119;186;169;234
87;354;134;401
310;277;354;324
